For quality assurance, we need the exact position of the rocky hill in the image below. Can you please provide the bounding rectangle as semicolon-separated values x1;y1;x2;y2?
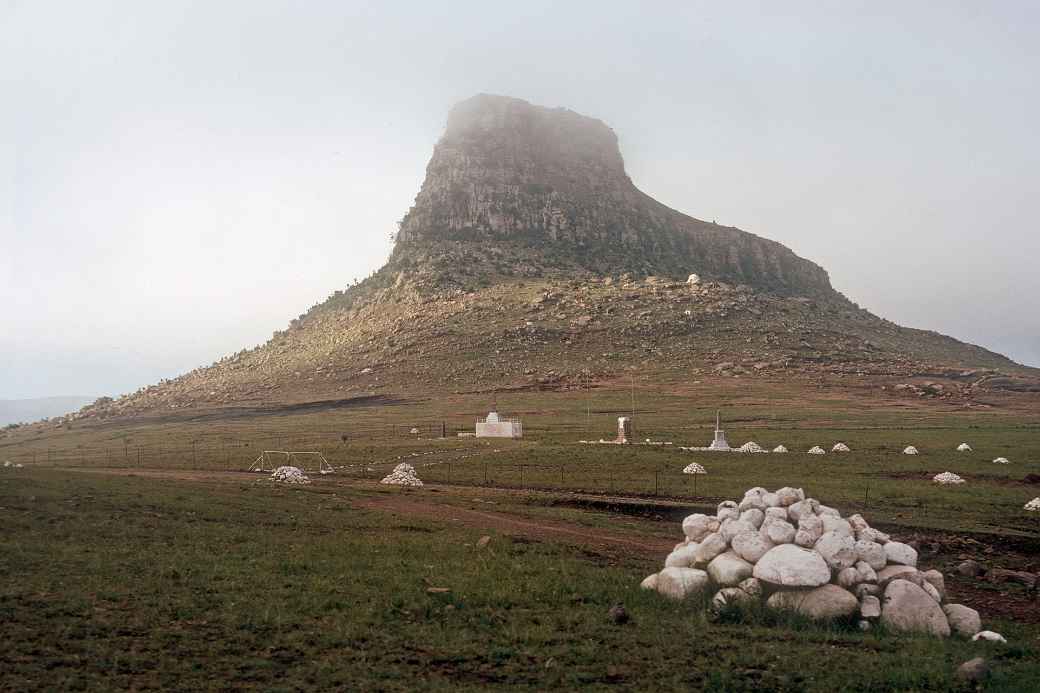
62;95;1038;421
393;94;832;297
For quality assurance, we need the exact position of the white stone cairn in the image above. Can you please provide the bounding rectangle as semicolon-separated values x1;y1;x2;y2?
772;445;788;453
739;441;765;453
682;462;707;475
640;485;999;638
807;446;825;455
380;462;424;487
992;457;1010;465
932;471;965;485
268;466;311;484
831;442;851;452
956;443;972;452
903;446;919;455
1024;497;1040;512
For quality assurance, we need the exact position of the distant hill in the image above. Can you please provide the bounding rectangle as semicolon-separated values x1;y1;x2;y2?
0;397;96;426
60;94;1040;421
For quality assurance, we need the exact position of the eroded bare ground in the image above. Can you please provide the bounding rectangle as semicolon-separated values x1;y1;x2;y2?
59;466;1040;624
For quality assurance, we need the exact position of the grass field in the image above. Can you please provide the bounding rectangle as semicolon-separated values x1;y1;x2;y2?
2;469;1038;691
2;383;1039;690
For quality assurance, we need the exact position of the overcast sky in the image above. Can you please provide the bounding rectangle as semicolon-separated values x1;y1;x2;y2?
2;1;1038;400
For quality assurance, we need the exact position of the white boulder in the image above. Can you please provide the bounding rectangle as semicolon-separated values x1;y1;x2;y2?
720;518;757;543
739;508;765;529
921;569;946;602
855;540;887;571
716;500;740;522
655;567;711;600
942;604;981;637
682;513;720;542
767;584;858;620
640;573;659;590
884;541;918;567
761;518;797;545
774;487;804;506
787;498;819;523
815;531;858;571
877;565;919;586
731;531;774;564
753;544;831;588
707;552;754;586
692;532;728;565
665;544;699;568
794;515;824;548
880;579;950;636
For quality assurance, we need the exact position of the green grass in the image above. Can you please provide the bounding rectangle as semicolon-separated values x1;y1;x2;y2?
1;470;1037;691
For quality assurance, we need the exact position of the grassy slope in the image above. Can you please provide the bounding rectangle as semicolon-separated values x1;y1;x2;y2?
2;471;1037;692
62;271;1037;418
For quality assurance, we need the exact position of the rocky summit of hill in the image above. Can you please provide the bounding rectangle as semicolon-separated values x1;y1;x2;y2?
54;95;1038;422
392;94;832;297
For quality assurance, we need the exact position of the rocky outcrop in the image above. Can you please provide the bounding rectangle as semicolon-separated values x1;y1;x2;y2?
395;94;834;297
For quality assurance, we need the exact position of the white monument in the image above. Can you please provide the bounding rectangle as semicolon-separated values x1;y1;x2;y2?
476;410;523;438
615;416;633;444
707;411;730;451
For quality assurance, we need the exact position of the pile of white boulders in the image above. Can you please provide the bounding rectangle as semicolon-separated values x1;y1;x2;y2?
1025;497;1040;512
903;446;919;455
641;486;998;639
992;457;1010;465
832;443;851;452
772;445;788;453
380;462;424;487
807;446;825;455
739;441;765;453
269;466;311;484
933;472;966;485
683;462;707;475
957;443;972;452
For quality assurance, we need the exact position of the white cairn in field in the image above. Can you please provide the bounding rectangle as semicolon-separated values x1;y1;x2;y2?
739;441;765;453
381;462;424;487
269;466;311;484
932;472;965;485
903;446;919;455
956;443;971;452
682;462;707;475
1024;497;1040;512
640;485;993;639
831;443;851;452
807;446;826;455
992;457;1010;465
772;445;788;453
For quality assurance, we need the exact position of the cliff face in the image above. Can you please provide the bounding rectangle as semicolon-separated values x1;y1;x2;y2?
395;94;833;297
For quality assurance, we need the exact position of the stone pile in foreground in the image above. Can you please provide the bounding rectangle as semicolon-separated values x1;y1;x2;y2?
641;486;1000;639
